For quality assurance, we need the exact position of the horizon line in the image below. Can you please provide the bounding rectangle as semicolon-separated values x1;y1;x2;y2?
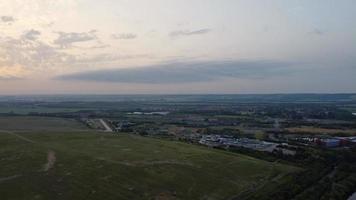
1;93;356;96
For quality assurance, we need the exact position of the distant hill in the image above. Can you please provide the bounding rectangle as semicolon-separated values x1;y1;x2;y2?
0;94;355;103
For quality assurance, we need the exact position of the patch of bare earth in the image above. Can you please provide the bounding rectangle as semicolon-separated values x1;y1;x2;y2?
155;191;178;200
43;150;56;172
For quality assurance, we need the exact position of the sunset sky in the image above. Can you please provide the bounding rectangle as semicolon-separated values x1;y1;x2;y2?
0;0;355;94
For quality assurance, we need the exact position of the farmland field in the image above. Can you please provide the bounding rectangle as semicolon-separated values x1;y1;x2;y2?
0;131;298;200
286;126;356;136
0;104;88;115
341;104;356;113
0;116;90;132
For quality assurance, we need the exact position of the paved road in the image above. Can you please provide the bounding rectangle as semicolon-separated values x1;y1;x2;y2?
99;119;113;132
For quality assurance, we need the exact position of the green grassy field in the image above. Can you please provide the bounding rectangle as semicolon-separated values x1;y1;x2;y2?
0;106;86;115
286;126;356;136
0;131;298;200
0;116;90;132
341;104;356;113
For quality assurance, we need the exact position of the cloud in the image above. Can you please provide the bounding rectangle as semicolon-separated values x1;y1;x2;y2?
0;33;148;74
54;30;98;48
0;64;27;80
112;33;137;40
56;60;296;84
1;16;15;23
88;44;110;49
170;29;211;38
22;29;41;41
70;53;150;65
0;36;70;70
0;76;22;81
309;28;325;36
70;44;110;50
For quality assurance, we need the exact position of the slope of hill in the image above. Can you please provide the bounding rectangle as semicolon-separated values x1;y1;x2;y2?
0;132;298;200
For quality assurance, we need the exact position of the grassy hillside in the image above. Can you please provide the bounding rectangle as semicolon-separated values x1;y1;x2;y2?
0;132;298;200
0;116;89;132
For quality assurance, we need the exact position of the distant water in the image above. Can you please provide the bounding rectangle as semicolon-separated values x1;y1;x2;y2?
348;192;356;200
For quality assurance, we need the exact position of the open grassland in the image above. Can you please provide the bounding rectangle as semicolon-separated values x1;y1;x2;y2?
0;106;87;115
286;126;356;136
341;104;356;113
0;116;90;132
0;132;298;200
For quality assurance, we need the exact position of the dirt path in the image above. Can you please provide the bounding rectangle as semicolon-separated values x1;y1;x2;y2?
0;130;36;144
0;131;57;172
0;175;22;184
43;150;56;172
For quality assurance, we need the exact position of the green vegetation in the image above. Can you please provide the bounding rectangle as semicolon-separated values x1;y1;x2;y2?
0;107;84;114
341;104;356;113
242;148;356;200
0;94;355;199
0;116;89;132
0;132;298;200
286;126;356;136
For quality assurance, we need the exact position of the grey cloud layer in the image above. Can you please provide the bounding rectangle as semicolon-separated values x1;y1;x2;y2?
1;16;15;23
56;60;295;84
54;30;97;48
0;76;22;80
0;27;141;71
112;33;137;40
0;36;67;69
22;29;41;41
170;29;211;37
308;28;325;36
0;34;146;72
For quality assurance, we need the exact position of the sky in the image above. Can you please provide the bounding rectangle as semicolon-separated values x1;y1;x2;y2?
0;0;355;94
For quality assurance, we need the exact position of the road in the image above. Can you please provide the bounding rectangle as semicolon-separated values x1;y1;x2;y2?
99;119;113;132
